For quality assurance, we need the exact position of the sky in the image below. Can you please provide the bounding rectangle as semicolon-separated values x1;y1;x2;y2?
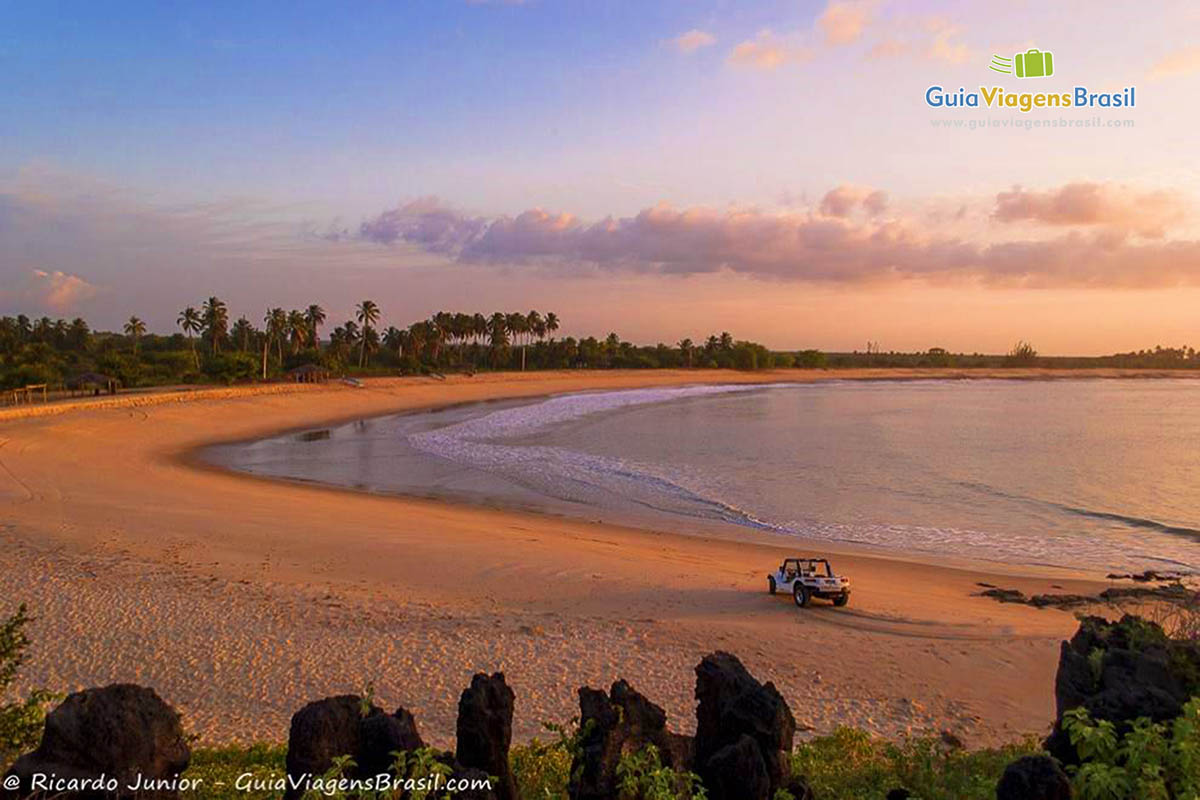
2;0;1200;354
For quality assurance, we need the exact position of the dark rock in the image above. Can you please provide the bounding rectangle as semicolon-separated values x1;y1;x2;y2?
570;679;693;800
885;789;913;800
939;730;964;749
358;706;424;775
694;651;796;800
996;755;1072;800
1045;615;1200;764
784;775;816;800
283;695;424;800
981;583;1195;611
704;735;769;800
1106;570;1185;583
3;684;189;799
455;672;516;800
978;588;1027;603
1100;583;1194;602
448;767;499;800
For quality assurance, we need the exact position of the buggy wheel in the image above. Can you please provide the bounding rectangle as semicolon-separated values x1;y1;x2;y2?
768;576;777;595
793;584;811;608
833;593;849;607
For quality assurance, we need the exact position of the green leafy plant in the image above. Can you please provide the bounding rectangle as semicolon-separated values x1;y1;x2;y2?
791;726;1039;800
0;604;58;769
181;744;287;800
615;743;706;800
1063;699;1200;800
394;747;456;800
510;718;589;798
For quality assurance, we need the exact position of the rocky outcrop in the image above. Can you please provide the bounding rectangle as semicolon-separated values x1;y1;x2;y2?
455;672;517;800
996;755;1072;800
693;651;804;800
2;684;189;799
569;679;692;800
283;695;424;799
1045;615;1200;763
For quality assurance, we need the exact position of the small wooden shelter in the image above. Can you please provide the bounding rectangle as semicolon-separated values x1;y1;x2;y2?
7;383;48;405
66;372;119;397
287;363;330;384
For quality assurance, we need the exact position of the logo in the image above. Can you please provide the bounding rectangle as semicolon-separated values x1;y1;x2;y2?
924;47;1135;114
990;49;1055;78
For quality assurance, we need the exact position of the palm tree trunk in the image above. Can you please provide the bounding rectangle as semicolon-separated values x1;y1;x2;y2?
262;339;269;379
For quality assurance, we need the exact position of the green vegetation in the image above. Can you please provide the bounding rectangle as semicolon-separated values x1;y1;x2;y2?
1063;700;1200;800
0;303;790;393
615;744;706;800
790;727;1039;800
510;720;583;798
0;605;56;769
182;744;286;800
5;300;1199;395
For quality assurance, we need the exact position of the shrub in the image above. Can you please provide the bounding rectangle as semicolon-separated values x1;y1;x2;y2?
0;604;57;768
616;743;706;800
794;349;827;368
511;719;583;798
182;744;286;800
1004;340;1038;366
790;727;1040;800
203;352;260;384
1063;699;1200;800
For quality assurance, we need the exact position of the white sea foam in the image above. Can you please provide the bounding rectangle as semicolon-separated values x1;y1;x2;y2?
406;385;1200;573
408;385;781;523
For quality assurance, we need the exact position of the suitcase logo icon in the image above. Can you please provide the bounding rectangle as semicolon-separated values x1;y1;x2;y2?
989;49;1055;78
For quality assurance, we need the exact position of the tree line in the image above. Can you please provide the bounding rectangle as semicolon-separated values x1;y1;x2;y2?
0;300;790;390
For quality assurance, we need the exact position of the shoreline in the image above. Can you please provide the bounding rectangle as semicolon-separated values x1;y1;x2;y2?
0;369;1147;747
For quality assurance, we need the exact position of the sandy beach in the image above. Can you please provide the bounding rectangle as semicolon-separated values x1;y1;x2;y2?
0;369;1169;748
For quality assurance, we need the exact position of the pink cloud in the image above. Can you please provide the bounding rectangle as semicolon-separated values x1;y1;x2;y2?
353;190;1200;288
11;270;101;313
670;29;716;54
727;30;812;70
818;2;872;46
993;183;1189;238
1149;46;1200;79
819;185;889;217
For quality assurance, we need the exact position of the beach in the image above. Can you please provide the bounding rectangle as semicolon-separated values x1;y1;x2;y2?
0;369;1166;748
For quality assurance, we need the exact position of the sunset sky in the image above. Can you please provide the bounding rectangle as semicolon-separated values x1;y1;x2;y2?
3;0;1200;354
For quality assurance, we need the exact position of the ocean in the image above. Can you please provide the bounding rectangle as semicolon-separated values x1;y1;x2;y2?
205;379;1200;574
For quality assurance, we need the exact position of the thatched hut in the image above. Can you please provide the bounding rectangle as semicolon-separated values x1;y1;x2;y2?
67;372;119;396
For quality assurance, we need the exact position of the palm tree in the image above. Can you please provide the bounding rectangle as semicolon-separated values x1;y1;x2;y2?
382;326;407;360
124;316;146;354
355;300;380;367
177;307;201;368
304;304;326;348
488;313;509;367
262;307;287;378
287;310;308;354
678;338;694;368
231;317;254;353
545;312;560;339
68;317;91;351
201;296;229;355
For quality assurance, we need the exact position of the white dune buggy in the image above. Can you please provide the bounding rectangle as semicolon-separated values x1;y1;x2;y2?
767;557;851;608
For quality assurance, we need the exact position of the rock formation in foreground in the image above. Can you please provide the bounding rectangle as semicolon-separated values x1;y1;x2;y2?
283;694;424;800
2;684;189;800
1044;614;1200;764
